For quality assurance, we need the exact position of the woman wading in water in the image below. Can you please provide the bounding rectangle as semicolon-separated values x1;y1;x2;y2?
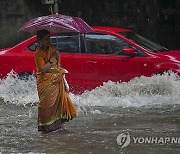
34;29;77;133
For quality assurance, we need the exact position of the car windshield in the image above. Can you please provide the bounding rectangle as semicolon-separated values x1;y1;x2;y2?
120;32;169;52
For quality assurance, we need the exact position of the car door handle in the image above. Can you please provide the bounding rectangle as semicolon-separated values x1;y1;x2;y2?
86;61;97;64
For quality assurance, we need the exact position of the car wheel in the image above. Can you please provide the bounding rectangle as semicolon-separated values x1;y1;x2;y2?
156;70;172;76
156;72;166;75
18;72;34;80
157;71;180;80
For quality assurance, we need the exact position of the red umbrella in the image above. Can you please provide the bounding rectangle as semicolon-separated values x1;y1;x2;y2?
19;13;93;33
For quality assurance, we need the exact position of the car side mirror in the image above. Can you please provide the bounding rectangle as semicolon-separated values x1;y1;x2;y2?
122;47;136;55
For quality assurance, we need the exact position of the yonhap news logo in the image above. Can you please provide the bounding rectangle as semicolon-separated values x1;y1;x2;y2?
117;132;131;148
117;132;180;148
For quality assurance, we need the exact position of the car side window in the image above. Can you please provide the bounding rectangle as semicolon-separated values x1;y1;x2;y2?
28;41;40;52
84;33;129;55
28;33;82;53
50;33;81;53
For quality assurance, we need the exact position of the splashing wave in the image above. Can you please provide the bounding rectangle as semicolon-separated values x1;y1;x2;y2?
0;71;180;108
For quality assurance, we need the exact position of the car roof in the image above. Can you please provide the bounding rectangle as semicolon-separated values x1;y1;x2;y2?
91;26;131;33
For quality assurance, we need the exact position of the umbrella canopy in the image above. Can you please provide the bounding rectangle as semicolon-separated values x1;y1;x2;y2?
19;14;93;34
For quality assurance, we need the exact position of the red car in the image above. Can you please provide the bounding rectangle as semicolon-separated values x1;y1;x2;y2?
0;26;180;93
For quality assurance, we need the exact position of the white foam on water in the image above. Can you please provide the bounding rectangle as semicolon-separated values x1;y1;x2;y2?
71;72;180;108
0;71;38;106
0;71;180;108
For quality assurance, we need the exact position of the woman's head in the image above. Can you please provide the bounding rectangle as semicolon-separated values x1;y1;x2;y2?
36;29;50;40
36;30;51;48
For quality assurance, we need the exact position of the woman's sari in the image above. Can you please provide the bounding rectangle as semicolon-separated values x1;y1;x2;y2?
35;45;77;133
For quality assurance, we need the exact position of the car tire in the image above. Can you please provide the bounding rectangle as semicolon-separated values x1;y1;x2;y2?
18;72;34;80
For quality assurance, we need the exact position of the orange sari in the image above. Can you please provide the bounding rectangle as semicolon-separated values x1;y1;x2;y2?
34;45;77;133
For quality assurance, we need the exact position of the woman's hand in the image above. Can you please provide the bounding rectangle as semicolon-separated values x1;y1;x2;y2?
49;52;59;63
41;52;59;74
57;67;65;75
52;68;65;84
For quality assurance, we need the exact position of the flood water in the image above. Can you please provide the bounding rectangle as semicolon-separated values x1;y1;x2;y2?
0;72;180;154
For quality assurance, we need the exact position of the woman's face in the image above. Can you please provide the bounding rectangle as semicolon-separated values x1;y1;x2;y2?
40;34;50;48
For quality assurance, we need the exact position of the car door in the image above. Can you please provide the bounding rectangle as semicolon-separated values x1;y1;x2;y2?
83;32;147;88
51;33;94;93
